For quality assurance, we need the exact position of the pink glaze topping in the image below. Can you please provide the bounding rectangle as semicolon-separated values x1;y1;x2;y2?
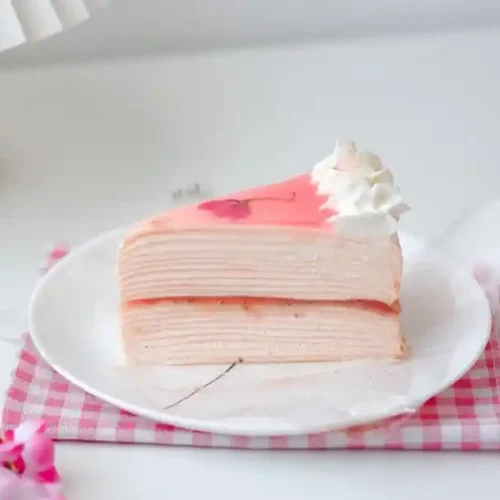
127;174;336;241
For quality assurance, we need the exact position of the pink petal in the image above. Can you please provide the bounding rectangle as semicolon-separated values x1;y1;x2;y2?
37;466;60;484
226;203;251;220
0;467;20;497
199;198;251;219
22;433;55;474
43;481;66;500
0;441;23;461
211;201;240;217
2;429;14;441
198;200;221;210
0;471;66;500
15;477;62;500
14;419;47;443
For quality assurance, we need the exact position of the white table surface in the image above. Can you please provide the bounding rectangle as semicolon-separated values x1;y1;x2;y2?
1;27;500;499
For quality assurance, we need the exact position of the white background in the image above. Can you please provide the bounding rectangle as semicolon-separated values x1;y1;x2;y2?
1;0;500;66
0;27;500;499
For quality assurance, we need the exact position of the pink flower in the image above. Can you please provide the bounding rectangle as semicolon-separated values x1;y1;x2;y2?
198;199;251;220
0;420;65;500
198;193;297;221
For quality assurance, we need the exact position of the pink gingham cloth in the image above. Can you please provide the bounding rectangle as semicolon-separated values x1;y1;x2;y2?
2;247;500;450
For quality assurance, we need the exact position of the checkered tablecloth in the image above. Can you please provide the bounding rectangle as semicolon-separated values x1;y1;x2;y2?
2;247;500;450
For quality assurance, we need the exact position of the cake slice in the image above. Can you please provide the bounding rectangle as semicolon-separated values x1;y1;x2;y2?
119;140;410;365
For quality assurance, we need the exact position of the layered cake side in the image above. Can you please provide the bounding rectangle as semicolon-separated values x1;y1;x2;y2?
118;140;410;365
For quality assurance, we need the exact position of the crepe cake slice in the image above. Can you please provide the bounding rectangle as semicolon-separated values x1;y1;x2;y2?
119;140;410;365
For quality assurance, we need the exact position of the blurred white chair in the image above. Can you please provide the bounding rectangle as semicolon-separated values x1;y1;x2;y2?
0;0;111;52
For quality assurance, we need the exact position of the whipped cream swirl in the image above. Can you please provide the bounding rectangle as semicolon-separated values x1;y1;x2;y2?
311;140;410;236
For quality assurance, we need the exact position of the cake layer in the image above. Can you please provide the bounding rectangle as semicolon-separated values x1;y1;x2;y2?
122;299;406;365
119;226;402;304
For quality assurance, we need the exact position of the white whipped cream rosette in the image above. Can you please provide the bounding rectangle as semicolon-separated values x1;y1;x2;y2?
312;140;410;237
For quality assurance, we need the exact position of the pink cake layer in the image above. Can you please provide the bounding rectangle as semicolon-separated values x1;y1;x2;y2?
120;225;402;304
122;299;405;365
119;173;402;304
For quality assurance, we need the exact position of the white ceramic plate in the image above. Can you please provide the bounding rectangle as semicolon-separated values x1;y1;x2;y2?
29;229;491;436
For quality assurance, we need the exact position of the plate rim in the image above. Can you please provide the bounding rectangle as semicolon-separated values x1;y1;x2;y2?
28;228;492;436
